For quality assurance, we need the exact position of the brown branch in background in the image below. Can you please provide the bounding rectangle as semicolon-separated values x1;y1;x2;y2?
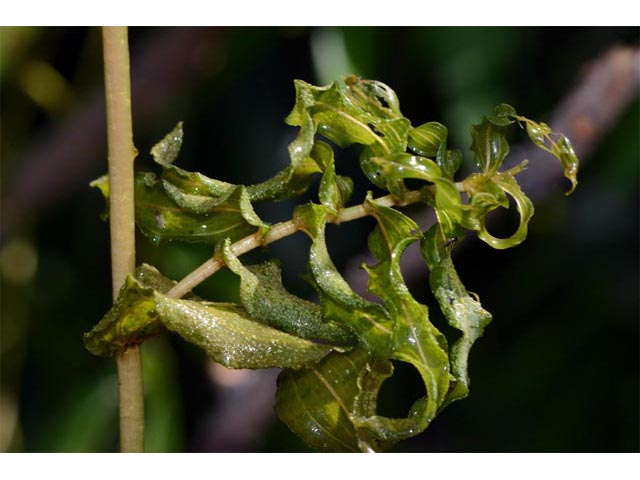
511;45;640;200
193;364;280;452
0;28;223;242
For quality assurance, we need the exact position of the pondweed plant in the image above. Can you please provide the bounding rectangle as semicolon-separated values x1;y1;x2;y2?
86;73;578;452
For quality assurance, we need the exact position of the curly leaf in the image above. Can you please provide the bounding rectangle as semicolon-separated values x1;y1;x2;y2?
91;172;266;245
151;121;327;204
139;173;266;245
152;122;236;199
294;202;392;353
285;76;411;194
362;197;452;430
408;122;447;158
487;103;517;127
440;148;462;180
408;121;461;181
281;199;453;452
313;140;354;212
286;78;378;148
470;117;510;175
276;349;384;452
83;265;169;357
221;240;356;346
84;264;332;369
476;173;535;249
362;153;442;196
421;225;492;404
246;106;323;201
515;116;579;195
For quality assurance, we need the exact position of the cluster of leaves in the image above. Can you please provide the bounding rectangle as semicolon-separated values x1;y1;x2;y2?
85;76;578;452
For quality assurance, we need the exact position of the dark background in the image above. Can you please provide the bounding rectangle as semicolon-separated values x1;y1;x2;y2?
1;27;638;452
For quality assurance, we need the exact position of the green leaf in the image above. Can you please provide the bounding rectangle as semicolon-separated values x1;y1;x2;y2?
556;135;579;195
362;153;442;195
152;121;321;203
408;122;460;180
275;349;379;452
511;113;579;195
83;264;185;357
421;224;492;405
476;173;535;249
470;117;510;174
84;264;332;369
440;148;462;180
135;173;266;245
362;197;452;428
246;105;323;202
89;175;110;221
221;240;357;346
151;121;185;166
92;171;265;245
294;202;393;353
487;103;517;126
285;76;410;162
314;140;354;212
157;296;331;369
152;123;236;199
408;122;447;158
92;170;267;246
279;198;454;452
286;78;378;148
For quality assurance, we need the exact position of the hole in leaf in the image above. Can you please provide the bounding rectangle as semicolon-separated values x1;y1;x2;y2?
367;123;385;137
375;94;390;109
377;360;425;418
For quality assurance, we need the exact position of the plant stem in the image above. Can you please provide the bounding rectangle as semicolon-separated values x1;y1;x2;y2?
166;189;423;299
102;26;144;453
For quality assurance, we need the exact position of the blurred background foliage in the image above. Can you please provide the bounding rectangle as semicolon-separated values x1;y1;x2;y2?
0;26;638;452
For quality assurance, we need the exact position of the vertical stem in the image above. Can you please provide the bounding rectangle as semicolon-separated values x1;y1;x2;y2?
102;26;144;453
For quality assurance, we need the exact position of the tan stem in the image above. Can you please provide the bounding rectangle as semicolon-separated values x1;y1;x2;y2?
166;189;423;299
103;26;144;453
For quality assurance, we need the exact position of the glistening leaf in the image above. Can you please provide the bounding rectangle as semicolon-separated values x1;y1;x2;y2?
285;76;411;194
476;173;535;250
92;172;267;245
276;348;399;453
84;264;332;369
470;117;510;174
221;240;356;346
279;198;453;452
421;224;492;405
362;153;442;196
294;202;393;353
152;122;236;199
362;197;452;430
315;141;354;213
408;122;447;158
516;116;579;195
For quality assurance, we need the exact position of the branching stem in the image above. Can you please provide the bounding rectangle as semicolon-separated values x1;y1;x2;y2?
166;188;424;299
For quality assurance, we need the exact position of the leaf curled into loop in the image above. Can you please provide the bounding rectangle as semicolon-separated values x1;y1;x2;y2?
87;78;582;452
476;173;535;249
